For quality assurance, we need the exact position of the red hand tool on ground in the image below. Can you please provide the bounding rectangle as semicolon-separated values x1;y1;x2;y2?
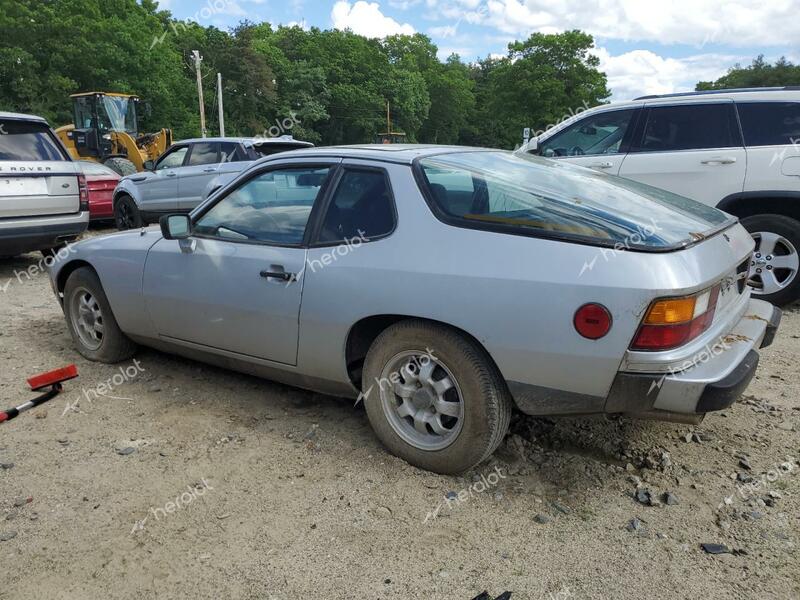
0;365;79;423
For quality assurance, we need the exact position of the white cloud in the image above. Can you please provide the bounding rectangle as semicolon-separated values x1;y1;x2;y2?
592;47;745;101
332;1;416;38
482;0;796;47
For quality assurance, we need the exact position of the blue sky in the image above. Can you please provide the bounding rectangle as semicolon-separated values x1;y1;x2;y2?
158;0;798;100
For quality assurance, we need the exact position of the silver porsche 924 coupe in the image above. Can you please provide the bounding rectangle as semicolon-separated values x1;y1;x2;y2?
48;145;781;474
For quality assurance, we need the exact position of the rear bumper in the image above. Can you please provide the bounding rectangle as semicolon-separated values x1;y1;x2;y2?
510;299;781;421
607;299;781;417
0;212;89;255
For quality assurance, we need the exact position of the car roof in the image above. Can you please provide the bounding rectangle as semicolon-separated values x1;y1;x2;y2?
251;144;498;165
175;136;314;146
0;111;49;124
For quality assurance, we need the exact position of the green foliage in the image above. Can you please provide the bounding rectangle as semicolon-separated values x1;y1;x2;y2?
0;0;611;149
697;55;800;90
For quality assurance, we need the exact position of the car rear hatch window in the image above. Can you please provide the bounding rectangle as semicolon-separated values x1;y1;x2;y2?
417;151;735;251
0;118;80;219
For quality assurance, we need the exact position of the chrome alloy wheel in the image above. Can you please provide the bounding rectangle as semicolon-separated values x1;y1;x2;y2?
69;287;105;351
748;231;799;296
378;350;465;451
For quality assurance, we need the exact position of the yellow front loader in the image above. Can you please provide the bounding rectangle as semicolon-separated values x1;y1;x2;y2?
56;92;173;175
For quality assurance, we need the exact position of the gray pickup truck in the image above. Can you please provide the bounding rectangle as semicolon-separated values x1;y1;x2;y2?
0;112;89;256
111;136;313;230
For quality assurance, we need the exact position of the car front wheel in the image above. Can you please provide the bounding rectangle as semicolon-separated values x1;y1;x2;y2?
64;267;137;363
741;214;800;306
362;320;512;474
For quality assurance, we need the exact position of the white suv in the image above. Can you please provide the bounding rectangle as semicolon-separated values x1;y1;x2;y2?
0;111;89;256
521;87;800;305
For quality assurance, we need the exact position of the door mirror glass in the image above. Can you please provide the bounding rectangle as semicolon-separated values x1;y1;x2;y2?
160;214;191;240
143;160;155;171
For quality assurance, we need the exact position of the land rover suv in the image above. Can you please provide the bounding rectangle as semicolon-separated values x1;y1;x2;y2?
0;111;89;256
520;87;800;305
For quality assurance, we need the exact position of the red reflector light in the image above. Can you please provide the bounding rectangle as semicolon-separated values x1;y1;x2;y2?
27;365;79;391
574;303;613;339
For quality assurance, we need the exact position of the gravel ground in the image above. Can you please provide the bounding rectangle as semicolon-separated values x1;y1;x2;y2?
1;228;798;600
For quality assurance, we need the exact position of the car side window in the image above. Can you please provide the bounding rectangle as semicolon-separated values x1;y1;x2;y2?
539;109;636;157
318;169;395;243
156;146;188;170
220;142;249;162
187;142;219;166
737;102;800;147
194;166;331;245
634;103;740;152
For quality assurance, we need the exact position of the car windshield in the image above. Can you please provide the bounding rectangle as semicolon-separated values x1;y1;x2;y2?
0;119;66;161
100;96;137;133
418;151;734;250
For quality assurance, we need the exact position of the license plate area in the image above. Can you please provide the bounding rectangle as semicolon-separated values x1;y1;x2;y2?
0;177;48;196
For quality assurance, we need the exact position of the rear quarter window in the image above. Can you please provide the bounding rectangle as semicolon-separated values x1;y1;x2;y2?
0;120;67;161
737;102;800;147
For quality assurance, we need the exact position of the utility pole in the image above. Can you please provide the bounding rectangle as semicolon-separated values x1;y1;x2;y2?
192;50;206;138
386;101;391;134
217;72;225;137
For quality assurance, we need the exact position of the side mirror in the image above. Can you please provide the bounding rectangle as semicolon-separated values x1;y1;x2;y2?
160;214;191;240
143;160;155;171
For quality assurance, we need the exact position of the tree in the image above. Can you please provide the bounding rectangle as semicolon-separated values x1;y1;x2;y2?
697;55;800;90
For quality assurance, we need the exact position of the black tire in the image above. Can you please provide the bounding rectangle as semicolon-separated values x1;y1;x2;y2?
362;319;512;474
741;214;800;306
114;194;143;231
103;157;138;177
63;267;137;363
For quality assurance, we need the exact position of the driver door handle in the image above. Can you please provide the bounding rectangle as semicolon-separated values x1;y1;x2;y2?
590;161;614;169
260;269;296;282
166;172;177;177
701;156;737;165
202;167;217;172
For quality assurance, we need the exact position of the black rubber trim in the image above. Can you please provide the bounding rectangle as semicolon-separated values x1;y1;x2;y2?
695;349;759;413
760;306;783;349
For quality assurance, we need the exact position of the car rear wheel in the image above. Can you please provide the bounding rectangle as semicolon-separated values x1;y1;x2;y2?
362;320;512;474
114;195;143;231
741;214;800;306
64;267;137;363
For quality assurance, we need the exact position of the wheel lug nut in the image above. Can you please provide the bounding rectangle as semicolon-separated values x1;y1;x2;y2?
756;268;762;274
766;255;773;261
755;253;761;258
766;265;773;271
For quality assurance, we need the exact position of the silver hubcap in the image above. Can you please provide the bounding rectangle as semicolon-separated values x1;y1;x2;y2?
379;351;464;451
70;288;104;350
749;231;799;296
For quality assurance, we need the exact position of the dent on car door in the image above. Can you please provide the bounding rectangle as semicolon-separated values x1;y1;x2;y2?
176;142;221;211
617;102;747;206
537;108;639;174
139;145;188;211
142;161;338;365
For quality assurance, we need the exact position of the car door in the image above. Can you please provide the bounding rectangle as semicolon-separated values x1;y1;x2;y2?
133;144;189;212
176;142;221;211
536;107;640;174
617;101;747;206
142;159;339;365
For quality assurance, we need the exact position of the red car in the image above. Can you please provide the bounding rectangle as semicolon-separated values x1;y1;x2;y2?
77;161;121;220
